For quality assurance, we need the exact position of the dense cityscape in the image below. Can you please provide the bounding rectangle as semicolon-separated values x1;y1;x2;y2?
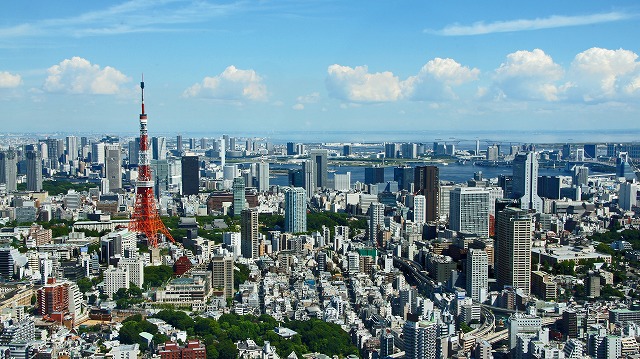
0;77;639;359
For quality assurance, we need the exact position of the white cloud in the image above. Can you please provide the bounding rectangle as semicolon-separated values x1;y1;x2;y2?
566;47;640;102
0;71;22;88
404;58;479;100
184;66;267;101
292;103;304;110
326;64;402;102
493;49;564;101
428;11;633;36
296;92;320;104
326;59;477;103
43;57;129;94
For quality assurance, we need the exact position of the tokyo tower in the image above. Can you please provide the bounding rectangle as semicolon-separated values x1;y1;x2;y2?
129;77;175;248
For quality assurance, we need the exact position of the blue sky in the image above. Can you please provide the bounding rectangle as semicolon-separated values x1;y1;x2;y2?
1;0;639;135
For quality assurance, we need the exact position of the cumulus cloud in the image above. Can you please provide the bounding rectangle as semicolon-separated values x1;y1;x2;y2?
326;59;477;103
0;71;22;88
326;65;402;102
404;58;479;100
43;57;129;94
493;49;564;101
566;47;640;102
292;103;305;110
292;92;320;110
183;66;267;101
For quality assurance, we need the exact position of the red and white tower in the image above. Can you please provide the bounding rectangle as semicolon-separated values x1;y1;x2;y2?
129;77;174;247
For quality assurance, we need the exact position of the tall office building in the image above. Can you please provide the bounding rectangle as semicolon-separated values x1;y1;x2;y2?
284;187;307;233
496;207;533;295
65;136;78;159
619;182;638;211
449;187;489;237
380;329;394;358
512;152;543;213
152;137;167;160
466;249;488;302
181;155;199;195
117;258;144;288
309;149;328;189
176;135;183;153
334;172;351;192
240;208;259;259
537;176;561;199
573;166;589;186
0;248;15;278
104;144;122;192
232;177;246;216
151;159;170;198
384;143;399;159
365;166;385;185
212;255;234;298
128;138;140;166
286;142;296;156
414;166;439;222
0;150;17;192
104;266;129;299
394;166;413;191
413;195;426;224
369;202;385;243
403;315;438;359
26;150;42;192
256;162;269;192
401;143;418;159
91;142;106;164
302;160;315;197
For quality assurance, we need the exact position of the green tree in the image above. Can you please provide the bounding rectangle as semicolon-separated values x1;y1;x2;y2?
77;277;93;293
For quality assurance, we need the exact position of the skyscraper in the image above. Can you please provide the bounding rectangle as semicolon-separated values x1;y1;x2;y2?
619;182;638;211
403;315;438;359
302;160;315;197
26;150;42;192
572;165;589;186
128;138;140;166
152;137;167;160
232;177;246;216
496;207;533;295
0;150;17;192
512;152;543;213
369;202;385;243
256;162;269;192
537;176;560;200
241;208;259;259
284;187;307;233
104;144;122;192
466;248;488;302
176;135;183;153
181;155;199;195
394;166;413;191
449;187;489;237
384;143;399;159
309;149;328;189
212;255;234;298
65;136;78;159
364;166;385;185
413;195;426;224
414;166;439;222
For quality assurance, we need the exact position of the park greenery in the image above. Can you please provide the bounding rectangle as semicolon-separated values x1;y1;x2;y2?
17;180;98;195
143;265;174;289
118;310;359;359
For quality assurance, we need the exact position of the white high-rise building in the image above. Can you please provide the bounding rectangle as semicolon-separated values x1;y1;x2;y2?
449;187;489;237
413;195;426;224
284;187;307;233
403;316;438;359
256;162;269;192
512;152;543;213
104;266;129;298
334;172;351;192
369;202;385;243
118;258;144;288
92;142;106;164
466;249;488;302
65;136;78;159
496;207;533;295
619;181;638;211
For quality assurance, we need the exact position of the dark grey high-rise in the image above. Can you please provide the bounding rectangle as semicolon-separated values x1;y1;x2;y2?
181;155;199;195
394;166;413;191
0;150;17;192
26;150;42;192
309;149;328;189
365;167;385;185
414;166;439;222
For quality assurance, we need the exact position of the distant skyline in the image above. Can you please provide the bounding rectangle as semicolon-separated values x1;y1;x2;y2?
1;1;639;133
